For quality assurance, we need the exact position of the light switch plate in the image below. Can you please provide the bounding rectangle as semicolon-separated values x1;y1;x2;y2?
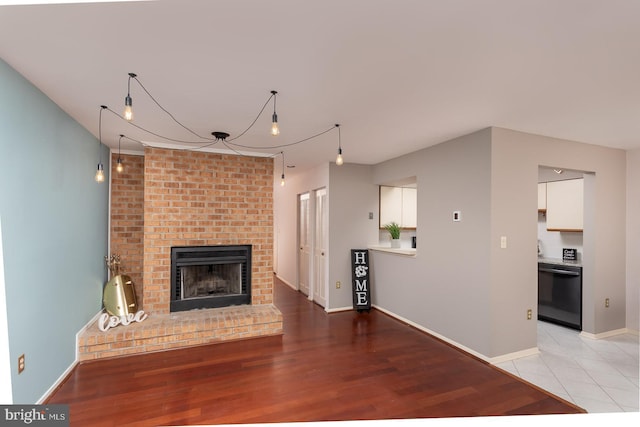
500;236;507;249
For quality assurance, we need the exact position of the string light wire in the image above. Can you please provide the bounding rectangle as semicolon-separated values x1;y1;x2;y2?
101;75;345;165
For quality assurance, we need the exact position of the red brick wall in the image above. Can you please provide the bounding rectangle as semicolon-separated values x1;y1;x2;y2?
110;153;145;307
142;148;274;314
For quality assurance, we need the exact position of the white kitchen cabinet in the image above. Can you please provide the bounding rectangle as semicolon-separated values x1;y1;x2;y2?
401;188;417;228
545;178;583;231
538;183;547;211
379;186;417;228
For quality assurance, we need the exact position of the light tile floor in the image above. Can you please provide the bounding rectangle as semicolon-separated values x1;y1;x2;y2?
495;321;639;413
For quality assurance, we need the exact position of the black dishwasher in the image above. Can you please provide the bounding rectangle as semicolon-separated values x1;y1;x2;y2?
538;263;582;330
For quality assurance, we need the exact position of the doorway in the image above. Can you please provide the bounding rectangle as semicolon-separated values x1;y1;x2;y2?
298;193;311;296
297;188;328;307
312;188;327;307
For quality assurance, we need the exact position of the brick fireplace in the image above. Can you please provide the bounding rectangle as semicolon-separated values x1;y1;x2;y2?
78;148;283;360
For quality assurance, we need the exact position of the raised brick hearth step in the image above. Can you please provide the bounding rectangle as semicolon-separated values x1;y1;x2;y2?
77;304;283;361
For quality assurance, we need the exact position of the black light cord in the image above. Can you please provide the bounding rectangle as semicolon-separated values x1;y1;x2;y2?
131;75;215;141
104;106;221;145
227;124;338;150
226;92;274;142
126;73;281;146
98;105;106;163
103;74;344;159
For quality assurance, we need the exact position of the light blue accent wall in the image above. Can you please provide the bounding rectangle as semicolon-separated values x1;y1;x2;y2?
0;58;109;402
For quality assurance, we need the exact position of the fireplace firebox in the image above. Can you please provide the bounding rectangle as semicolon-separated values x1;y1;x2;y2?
170;245;251;312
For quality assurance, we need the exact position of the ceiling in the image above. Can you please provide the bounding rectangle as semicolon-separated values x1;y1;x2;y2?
1;0;639;177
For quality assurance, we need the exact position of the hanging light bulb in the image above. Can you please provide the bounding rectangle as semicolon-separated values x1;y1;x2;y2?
116;134;124;173
271;90;280;136
335;124;344;166
95;105;107;183
124;73;136;121
280;151;285;186
95;163;105;182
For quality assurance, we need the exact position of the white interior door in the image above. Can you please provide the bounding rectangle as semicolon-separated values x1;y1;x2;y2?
313;188;327;307
298;193;311;296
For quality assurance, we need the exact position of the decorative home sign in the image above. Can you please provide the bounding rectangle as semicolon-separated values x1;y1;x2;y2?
351;249;371;312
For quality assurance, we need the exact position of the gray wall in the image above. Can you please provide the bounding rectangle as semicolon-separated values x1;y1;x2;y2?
491;128;627;338
371;129;494;356
370;127;628;359
328;163;379;309
627;149;640;332
0;58;109;402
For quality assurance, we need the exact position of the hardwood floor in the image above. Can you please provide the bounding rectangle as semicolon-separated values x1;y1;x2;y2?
46;278;584;425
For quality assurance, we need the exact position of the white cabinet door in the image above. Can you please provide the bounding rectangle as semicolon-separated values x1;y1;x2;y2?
380;186;417;228
379;186;402;226
401;188;417;228
546;179;583;231
538;183;547;211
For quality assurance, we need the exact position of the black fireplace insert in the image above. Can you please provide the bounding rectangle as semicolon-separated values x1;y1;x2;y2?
170;245;251;312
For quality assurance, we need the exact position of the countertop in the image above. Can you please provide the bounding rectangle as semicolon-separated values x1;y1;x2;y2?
369;246;417;257
538;257;582;268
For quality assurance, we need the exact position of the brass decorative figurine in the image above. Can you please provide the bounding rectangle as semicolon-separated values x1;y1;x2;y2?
103;254;138;318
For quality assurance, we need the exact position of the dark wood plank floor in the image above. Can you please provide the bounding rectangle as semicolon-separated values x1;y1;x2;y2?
47;278;584;425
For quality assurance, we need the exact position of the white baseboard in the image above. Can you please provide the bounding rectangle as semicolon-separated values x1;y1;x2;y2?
489;347;540;364
372;304;492;362
326;306;353;313
75;310;104;360
37;359;77;404
37;309;103;404
372;304;542;364
580;328;630;340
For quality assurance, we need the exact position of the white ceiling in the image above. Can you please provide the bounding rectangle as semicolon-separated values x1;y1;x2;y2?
1;0;639;176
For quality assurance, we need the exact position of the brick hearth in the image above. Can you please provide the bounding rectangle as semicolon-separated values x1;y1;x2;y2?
78;148;283;360
77;304;282;361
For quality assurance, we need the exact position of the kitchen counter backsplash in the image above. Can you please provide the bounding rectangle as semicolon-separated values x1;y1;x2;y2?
537;212;583;259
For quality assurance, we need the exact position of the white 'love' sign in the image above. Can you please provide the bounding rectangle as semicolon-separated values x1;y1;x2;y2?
98;310;148;332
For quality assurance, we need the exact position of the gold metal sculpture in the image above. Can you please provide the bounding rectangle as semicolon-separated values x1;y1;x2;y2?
103;254;138;317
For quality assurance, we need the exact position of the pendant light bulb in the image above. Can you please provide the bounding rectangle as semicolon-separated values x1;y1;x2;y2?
336;148;344;166
279;151;285;186
123;73;136;121
270;90;279;136
95;163;105;182
116;134;124;173
124;95;133;121
335;124;344;166
95;105;107;183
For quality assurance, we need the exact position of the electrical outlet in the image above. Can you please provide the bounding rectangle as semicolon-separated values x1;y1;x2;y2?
336;281;341;289
527;309;532;320
18;354;25;374
605;298;610;308
500;236;507;249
